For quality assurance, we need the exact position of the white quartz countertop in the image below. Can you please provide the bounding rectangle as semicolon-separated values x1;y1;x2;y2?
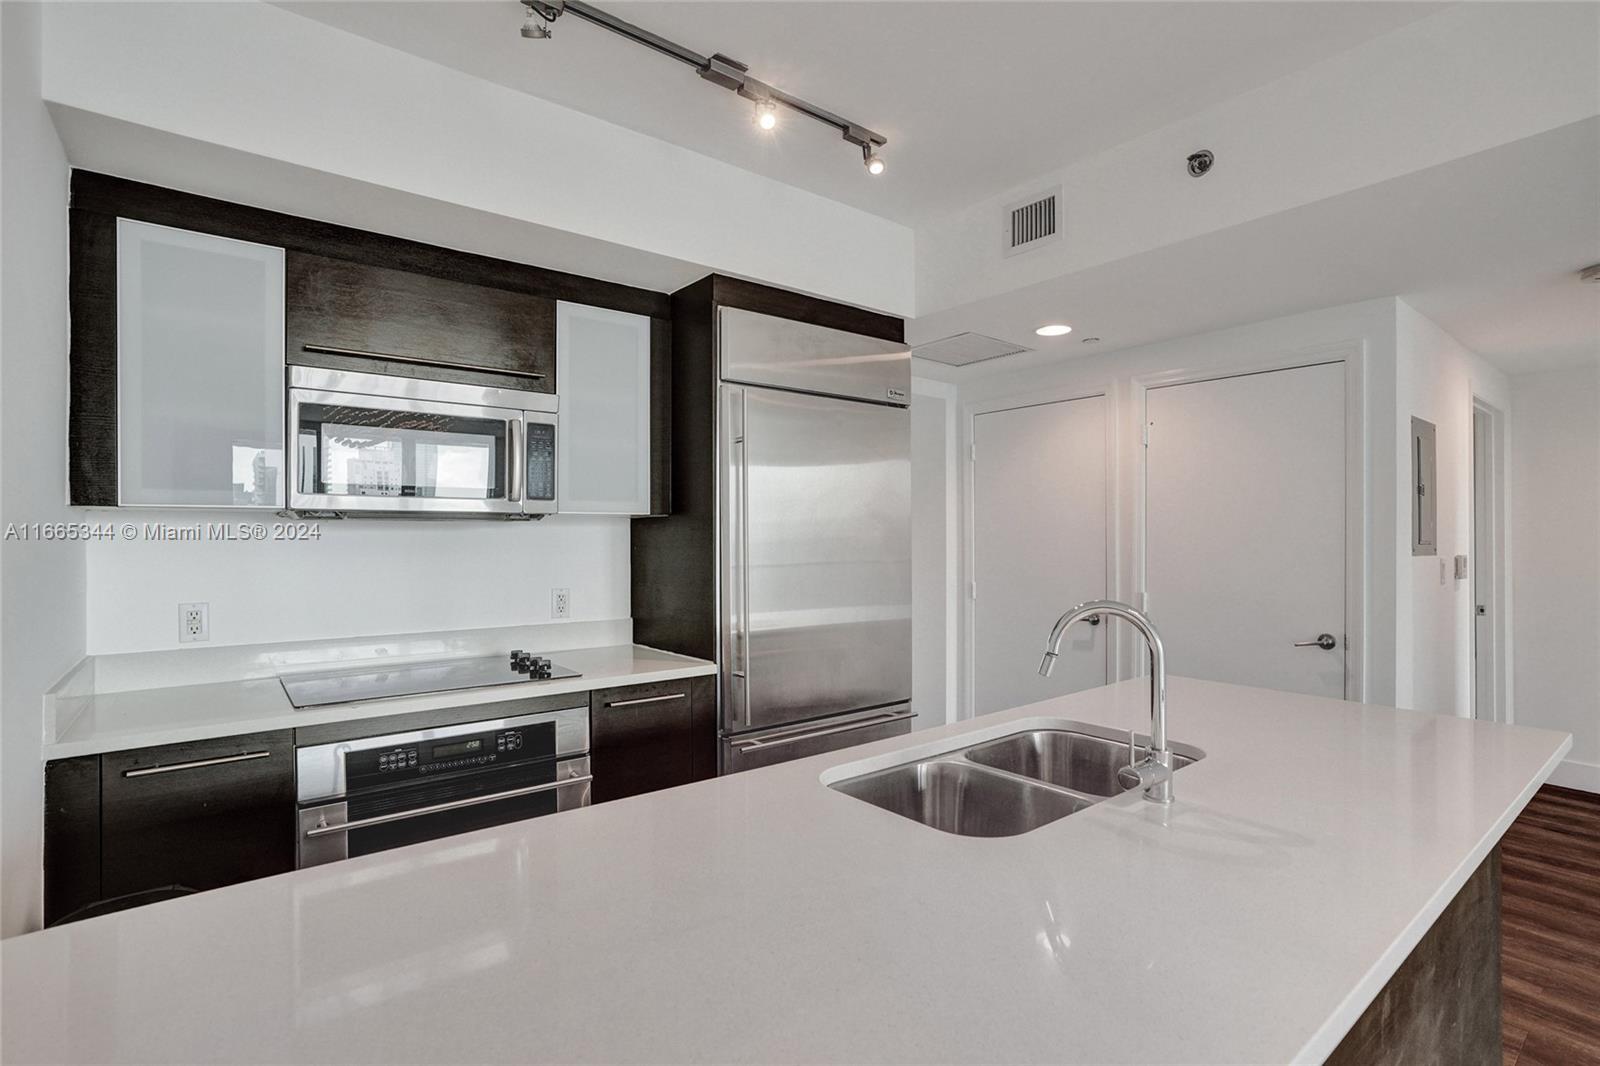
3;678;1570;1065
44;644;715;758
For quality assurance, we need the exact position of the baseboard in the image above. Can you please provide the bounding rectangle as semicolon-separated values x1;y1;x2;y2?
1547;758;1600;794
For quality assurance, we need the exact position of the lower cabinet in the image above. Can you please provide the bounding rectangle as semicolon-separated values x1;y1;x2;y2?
590;676;715;803
44;731;295;925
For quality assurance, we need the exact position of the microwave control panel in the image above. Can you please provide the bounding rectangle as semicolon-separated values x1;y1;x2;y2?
526;423;556;502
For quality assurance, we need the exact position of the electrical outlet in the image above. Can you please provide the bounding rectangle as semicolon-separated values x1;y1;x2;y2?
179;602;210;643
552;588;571;620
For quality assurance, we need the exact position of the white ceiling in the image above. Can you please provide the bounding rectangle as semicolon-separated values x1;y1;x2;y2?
908;118;1600;376
277;0;1442;226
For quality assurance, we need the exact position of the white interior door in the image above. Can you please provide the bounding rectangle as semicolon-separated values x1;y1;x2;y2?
1144;362;1346;699
1472;405;1497;720
973;397;1107;715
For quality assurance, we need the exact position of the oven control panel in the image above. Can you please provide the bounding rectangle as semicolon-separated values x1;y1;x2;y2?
348;725;552;785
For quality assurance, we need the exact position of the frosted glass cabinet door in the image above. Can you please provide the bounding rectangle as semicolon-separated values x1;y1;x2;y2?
117;219;286;507
555;301;651;514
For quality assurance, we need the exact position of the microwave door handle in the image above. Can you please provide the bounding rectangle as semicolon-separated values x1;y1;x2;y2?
507;419;522;504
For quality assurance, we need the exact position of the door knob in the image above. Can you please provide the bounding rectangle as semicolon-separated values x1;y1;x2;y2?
1292;633;1338;651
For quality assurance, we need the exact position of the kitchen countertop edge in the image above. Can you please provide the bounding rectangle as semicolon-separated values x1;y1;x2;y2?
42;644;717;760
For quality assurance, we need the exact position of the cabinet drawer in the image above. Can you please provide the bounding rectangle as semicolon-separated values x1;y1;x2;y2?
287;252;555;393
100;730;295;898
590;677;714;802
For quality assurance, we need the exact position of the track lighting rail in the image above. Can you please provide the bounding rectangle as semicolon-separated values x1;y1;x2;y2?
523;0;888;169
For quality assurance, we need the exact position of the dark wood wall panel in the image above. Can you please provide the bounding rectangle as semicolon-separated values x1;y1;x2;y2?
709;274;904;344
68;210;120;506
631;277;718;661
1327;848;1501;1066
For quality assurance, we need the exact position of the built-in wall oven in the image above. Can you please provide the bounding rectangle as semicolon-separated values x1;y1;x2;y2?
296;703;590;868
287;366;557;517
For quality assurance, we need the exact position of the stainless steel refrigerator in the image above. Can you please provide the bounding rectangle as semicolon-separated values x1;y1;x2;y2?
632;280;913;773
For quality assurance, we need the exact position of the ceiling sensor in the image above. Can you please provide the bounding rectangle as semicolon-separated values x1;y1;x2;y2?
518;0;888;175
1187;150;1215;178
1581;264;1600;283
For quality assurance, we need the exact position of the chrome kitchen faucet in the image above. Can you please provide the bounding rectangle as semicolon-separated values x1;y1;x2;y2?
1039;600;1174;804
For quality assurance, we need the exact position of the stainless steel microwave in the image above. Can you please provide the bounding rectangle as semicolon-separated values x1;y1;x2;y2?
287;366;556;517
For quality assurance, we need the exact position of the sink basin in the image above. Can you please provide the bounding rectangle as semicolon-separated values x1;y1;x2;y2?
964;729;1198;798
831;759;1091;837
827;718;1207;835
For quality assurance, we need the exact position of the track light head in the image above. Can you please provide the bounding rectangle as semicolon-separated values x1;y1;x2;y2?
863;146;886;176
754;99;778;131
520;0;560;38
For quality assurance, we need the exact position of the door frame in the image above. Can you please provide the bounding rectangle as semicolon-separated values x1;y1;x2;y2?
1131;343;1368;700
913;377;962;729
1471;396;1509;723
961;386;1117;719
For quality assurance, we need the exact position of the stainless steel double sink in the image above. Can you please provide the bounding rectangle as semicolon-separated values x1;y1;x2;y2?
829;720;1204;836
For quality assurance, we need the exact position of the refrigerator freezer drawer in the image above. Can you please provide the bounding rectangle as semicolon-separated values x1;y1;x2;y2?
721;706;914;774
718;307;910;407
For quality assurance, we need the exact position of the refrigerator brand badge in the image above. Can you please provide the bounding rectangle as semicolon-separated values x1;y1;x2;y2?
886;387;907;402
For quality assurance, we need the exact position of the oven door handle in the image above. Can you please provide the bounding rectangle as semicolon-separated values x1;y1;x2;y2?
303;773;592;838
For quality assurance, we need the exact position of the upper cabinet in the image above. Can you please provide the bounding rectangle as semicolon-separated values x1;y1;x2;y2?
114;220;286;507
285;253;556;394
556;301;660;516
69;173;674;513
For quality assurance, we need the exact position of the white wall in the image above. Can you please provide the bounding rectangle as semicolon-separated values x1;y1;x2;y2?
910;379;957;731
935;298;1402;716
1393;301;1511;717
1512;365;1600;791
84;515;630;655
0;2;87;938
39;2;914;316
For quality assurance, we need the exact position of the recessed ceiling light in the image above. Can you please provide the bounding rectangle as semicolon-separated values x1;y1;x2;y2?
1035;324;1072;337
1081;337;1101;345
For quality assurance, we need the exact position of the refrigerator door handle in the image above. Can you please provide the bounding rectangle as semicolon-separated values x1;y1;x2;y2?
725;387;751;728
737;389;751;700
731;709;916;752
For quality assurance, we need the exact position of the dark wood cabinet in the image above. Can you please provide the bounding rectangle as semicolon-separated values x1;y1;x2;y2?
68;171;675;508
286;252;557;393
590;676;715;803
44;731;295;924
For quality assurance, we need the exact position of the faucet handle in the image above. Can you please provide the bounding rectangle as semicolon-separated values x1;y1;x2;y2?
1126;728;1141;768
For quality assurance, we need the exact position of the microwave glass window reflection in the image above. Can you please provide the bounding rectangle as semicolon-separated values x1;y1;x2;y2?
296;404;507;500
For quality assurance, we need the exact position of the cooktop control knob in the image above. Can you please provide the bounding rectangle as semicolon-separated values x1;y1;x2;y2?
529;656;552;679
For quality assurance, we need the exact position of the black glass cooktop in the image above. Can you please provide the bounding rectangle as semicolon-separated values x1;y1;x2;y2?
280;653;581;709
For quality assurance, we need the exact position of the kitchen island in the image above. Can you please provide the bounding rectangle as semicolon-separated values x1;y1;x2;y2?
2;677;1569;1064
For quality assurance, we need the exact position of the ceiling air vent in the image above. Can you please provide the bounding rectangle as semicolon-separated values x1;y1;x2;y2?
912;332;1032;368
1003;187;1061;257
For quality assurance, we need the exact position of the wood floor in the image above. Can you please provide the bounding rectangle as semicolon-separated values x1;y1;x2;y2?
1501;785;1600;1066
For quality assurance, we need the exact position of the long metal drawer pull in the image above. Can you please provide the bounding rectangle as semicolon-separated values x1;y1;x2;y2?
302;344;547;380
737;711;913;752
123;750;271;778
605;693;687;708
303;774;593;837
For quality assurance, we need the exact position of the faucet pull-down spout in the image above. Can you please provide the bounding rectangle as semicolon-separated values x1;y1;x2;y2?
1039;600;1174;804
